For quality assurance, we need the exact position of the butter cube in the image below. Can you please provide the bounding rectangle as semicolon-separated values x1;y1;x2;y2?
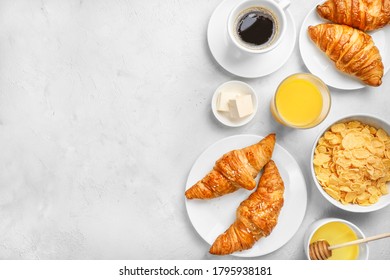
217;91;240;112
229;94;253;119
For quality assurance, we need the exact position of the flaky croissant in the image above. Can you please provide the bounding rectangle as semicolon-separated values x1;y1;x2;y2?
185;134;275;199
317;0;390;31
308;23;384;86
209;160;284;255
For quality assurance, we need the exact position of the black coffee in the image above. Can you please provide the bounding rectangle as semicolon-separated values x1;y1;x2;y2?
236;9;276;47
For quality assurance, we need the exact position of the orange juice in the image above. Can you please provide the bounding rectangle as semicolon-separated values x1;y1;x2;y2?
310;222;359;260
271;74;330;128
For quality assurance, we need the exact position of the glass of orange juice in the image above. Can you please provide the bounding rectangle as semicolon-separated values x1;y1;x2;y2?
271;73;331;129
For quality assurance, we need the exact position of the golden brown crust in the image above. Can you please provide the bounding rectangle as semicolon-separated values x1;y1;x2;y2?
316;0;390;31
308;23;384;86
209;160;284;255
184;169;240;199
185;134;276;199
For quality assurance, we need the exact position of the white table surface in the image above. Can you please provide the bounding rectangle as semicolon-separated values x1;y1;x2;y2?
0;0;389;260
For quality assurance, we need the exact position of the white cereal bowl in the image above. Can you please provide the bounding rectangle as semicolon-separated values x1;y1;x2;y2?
310;114;390;213
211;80;258;127
304;218;369;260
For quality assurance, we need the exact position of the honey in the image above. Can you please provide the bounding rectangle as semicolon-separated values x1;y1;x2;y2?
310;221;359;260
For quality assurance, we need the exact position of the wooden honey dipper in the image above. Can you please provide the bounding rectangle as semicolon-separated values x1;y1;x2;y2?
309;232;390;260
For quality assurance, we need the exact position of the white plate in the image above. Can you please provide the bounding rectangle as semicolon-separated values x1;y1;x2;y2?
207;0;296;78
299;2;390;90
185;134;307;257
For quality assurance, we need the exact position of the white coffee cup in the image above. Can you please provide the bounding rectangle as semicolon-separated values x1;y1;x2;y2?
227;0;290;54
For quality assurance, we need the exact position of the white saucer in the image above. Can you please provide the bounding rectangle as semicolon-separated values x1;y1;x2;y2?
207;0;296;78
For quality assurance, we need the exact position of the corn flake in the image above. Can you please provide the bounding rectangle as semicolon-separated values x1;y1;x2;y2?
331;123;346;133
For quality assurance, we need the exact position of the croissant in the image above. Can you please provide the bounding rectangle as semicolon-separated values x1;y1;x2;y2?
185;134;275;199
209;160;284;255
317;0;390;31
308;23;384;86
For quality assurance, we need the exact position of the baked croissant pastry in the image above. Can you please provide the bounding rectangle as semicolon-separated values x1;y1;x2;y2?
308;23;384;86
185;134;275;199
317;0;390;31
209;160;284;255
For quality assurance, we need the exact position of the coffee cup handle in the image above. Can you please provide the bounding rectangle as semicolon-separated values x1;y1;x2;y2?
275;0;290;9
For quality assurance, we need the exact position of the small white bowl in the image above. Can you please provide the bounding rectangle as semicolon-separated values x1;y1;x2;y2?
310;114;390;213
304;218;369;260
211;80;258;127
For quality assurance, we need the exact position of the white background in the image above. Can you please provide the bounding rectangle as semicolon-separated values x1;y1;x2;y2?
0;0;389;260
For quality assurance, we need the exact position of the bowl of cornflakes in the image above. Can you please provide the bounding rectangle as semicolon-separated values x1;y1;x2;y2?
311;114;390;212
